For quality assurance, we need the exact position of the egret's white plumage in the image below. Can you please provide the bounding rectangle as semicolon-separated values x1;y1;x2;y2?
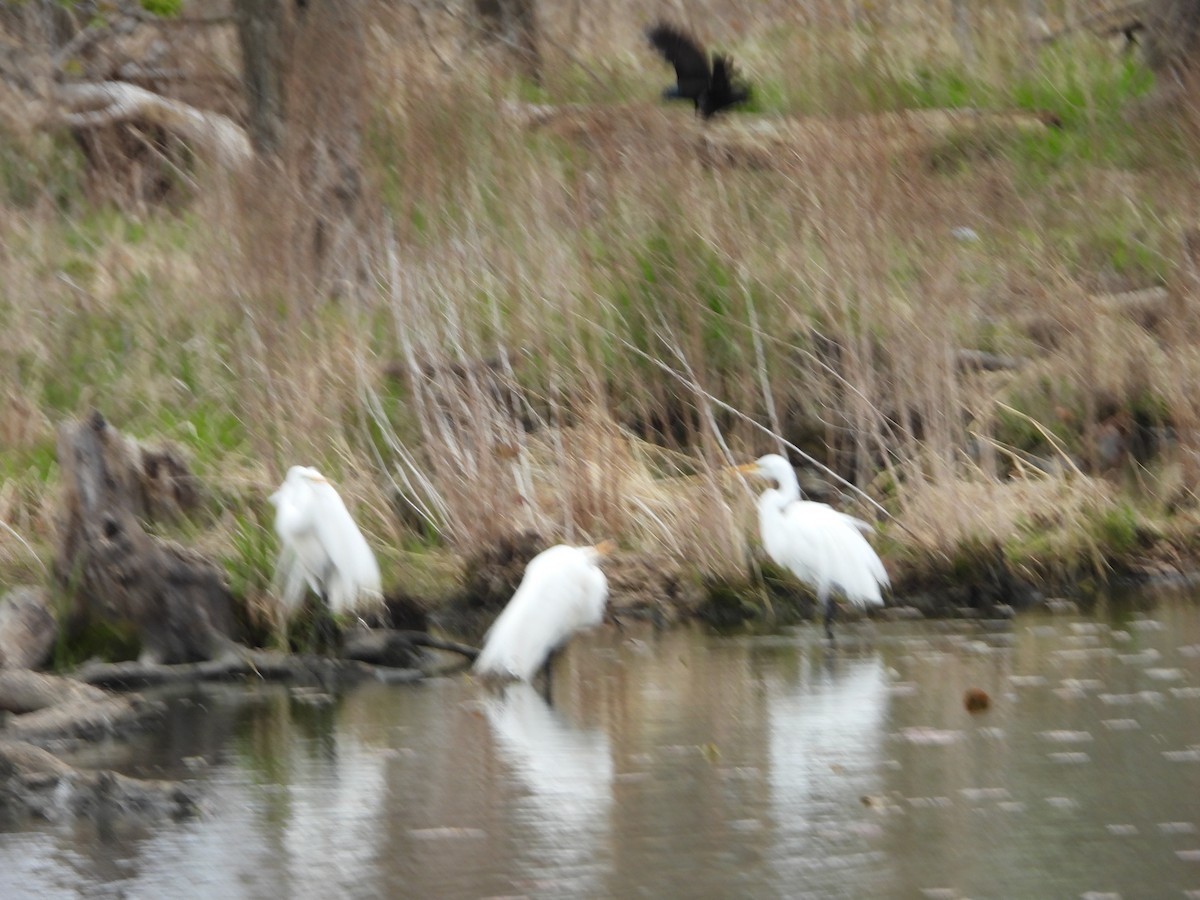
473;543;612;682
269;466;383;617
736;454;888;631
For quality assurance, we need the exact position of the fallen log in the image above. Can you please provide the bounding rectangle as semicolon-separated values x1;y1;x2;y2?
51;81;253;170
343;629;479;669
71;649;425;692
0;739;197;822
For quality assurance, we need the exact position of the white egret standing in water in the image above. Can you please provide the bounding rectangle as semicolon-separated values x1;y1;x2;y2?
733;454;888;640
269;466;383;620
473;542;613;683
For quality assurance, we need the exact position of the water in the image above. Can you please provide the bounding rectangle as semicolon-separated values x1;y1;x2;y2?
3;599;1200;899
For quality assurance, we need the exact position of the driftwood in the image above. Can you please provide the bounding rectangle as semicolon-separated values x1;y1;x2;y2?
0;739;197;822
0;587;56;671
55;412;238;664
71;650;425;692
343;629;479;670
50;82;253;170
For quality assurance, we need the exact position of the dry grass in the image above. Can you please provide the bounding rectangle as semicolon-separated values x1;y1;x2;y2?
2;0;1200;607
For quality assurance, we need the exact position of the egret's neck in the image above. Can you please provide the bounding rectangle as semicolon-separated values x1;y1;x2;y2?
756;486;792;523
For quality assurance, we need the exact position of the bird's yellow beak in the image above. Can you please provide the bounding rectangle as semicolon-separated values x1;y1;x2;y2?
593;539;617;556
303;473;329;483
729;462;759;476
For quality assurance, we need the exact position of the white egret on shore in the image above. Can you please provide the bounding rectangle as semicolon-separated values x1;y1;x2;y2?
269;466;383;619
473;542;613;683
733;454;888;640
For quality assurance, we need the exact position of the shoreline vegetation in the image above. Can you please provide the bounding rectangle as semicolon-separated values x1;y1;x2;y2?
4;0;1200;668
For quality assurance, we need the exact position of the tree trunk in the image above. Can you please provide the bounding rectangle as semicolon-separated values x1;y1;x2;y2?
234;0;293;155
473;0;543;83
54;411;238;665
232;0;369;297
1143;0;1200;77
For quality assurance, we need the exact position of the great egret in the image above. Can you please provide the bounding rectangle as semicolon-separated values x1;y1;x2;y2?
473;542;613;683
646;22;750;119
733;454;888;640
268;466;383;620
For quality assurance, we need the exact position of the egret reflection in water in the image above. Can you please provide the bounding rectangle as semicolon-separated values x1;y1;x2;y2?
484;681;613;823
482;681;614;893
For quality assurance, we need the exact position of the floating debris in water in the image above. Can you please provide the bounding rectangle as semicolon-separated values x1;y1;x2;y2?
1172;687;1200;699
1048;752;1091;764
959;787;1010;802
1159;822;1198;834
1046;796;1080;810
1009;674;1048;687
1180;644;1200;658
1099;691;1165;706
1102;719;1141;731
1106;824;1139;836
1069;623;1106;635
963;688;990;713
899;727;964;746
1163;749;1200;763
1145;667;1185;682
1037;730;1093;744
1176;849;1200;862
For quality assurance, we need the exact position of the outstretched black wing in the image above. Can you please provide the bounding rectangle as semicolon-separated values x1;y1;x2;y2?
703;54;750;117
646;22;711;101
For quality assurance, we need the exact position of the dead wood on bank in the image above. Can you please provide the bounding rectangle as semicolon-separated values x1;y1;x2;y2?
71;650;426;692
55;412;240;665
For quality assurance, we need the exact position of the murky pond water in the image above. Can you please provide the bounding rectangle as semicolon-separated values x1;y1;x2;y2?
4;596;1200;899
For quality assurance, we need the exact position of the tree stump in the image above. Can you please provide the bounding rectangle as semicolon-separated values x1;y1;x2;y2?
55;411;238;664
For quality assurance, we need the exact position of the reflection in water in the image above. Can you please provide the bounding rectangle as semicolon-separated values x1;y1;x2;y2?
768;656;889;891
2;600;1200;898
482;681;613;895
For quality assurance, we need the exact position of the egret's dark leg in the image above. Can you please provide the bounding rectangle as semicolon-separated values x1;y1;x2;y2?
823;596;837;644
540;645;560;706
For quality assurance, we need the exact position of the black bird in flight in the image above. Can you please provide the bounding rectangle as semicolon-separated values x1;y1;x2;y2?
646;22;750;119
